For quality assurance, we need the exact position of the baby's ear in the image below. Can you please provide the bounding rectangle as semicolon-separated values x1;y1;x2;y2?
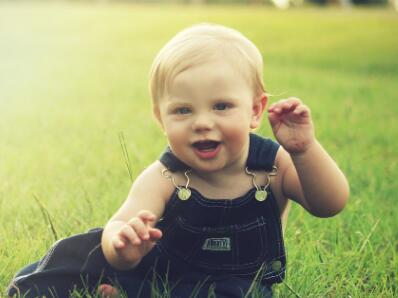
250;93;267;129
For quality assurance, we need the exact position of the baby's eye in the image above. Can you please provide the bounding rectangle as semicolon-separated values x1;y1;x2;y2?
214;103;231;111
175;107;191;115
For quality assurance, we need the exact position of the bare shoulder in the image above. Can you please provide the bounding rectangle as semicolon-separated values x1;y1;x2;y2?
133;161;176;200
110;161;176;222
270;147;292;223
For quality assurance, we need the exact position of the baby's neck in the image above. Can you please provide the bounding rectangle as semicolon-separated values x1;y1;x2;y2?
189;168;254;199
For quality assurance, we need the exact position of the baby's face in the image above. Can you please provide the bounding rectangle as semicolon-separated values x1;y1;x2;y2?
156;60;261;173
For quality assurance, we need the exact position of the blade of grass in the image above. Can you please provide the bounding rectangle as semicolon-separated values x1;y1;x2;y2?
119;132;133;183
33;193;58;241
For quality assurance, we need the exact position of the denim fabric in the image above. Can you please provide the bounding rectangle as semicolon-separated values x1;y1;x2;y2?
154;187;286;286
7;228;108;297
8;236;274;298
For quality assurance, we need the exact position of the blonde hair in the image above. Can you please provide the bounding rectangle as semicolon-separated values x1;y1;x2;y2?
149;23;265;107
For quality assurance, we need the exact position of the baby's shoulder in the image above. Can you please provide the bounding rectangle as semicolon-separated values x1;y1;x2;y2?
269;147;292;212
135;161;177;204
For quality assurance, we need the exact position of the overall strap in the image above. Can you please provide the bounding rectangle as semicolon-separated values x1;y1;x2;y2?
159;133;280;172
246;133;280;171
159;147;190;172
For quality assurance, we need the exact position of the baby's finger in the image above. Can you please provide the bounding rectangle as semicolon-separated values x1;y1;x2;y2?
286;97;302;105
269;98;297;113
128;217;150;240
278;98;302;112
293;104;310;117
137;210;157;224
148;228;163;241
268;103;282;114
119;224;141;246
268;99;285;112
112;235;126;249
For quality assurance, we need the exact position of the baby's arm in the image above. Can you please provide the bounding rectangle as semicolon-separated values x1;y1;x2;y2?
101;161;174;270
269;98;349;217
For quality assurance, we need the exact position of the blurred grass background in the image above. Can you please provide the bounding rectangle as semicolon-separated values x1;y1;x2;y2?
1;2;397;297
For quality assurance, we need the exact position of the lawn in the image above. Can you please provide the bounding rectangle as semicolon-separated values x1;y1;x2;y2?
0;2;397;297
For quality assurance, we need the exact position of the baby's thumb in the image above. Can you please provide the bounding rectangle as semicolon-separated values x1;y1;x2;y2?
149;228;163;241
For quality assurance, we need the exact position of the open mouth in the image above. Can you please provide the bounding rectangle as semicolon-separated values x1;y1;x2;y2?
192;140;220;151
192;140;221;159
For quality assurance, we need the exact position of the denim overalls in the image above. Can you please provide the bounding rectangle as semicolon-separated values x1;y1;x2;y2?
7;134;286;298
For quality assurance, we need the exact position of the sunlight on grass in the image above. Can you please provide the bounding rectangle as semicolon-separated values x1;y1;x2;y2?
1;2;397;297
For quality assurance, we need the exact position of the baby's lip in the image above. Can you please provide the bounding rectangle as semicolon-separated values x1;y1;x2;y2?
192;140;222;159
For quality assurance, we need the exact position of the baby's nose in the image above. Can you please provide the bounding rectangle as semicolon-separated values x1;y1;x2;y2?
192;113;214;131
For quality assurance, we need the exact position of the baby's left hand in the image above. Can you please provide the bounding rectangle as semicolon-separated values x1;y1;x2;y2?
268;98;315;155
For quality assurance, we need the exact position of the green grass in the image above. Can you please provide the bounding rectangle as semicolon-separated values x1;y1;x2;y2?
1;2;397;297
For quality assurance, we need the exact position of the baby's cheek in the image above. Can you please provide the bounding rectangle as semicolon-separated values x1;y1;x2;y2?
224;127;249;148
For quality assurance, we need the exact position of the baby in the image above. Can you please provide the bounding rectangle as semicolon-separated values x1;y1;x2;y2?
98;23;349;297
7;22;349;298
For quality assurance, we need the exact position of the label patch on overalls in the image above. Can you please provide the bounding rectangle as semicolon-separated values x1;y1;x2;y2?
202;238;231;251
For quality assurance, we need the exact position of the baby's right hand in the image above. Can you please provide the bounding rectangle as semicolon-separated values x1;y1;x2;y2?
111;210;162;266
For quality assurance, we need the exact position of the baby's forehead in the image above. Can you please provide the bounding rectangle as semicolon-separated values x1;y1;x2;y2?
163;62;254;103
170;54;252;83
